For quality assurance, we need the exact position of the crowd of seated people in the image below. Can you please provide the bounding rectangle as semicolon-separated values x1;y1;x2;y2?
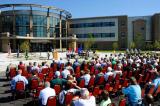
6;52;160;106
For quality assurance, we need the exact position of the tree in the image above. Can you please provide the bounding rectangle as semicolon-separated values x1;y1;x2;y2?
134;33;145;49
129;41;136;49
153;40;160;50
84;33;95;50
145;43;153;50
20;40;30;52
112;42;118;50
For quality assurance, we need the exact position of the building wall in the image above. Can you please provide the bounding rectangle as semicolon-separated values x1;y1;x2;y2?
128;16;152;47
117;16;128;49
68;16;128;50
68;17;119;41
152;14;160;41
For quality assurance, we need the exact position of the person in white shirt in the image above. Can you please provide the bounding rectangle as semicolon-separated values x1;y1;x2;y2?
39;82;56;106
39;62;48;73
72;88;96;106
11;69;28;90
81;70;91;86
113;65;122;78
31;62;40;73
104;67;114;82
61;68;70;79
99;90;111;106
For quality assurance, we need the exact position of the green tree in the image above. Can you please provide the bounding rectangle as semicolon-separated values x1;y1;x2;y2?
145;43;153;50
129;41;136;49
153;40;160;50
84;33;95;50
20;40;30;52
112;42;118;50
134;33;145;49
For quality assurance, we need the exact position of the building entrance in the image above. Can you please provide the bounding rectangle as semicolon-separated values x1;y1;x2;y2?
31;43;51;52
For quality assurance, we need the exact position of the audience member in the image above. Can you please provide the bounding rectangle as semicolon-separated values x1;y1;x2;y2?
50;71;67;88
11;69;28;90
39;82;56;106
122;77;142;106
104;67;113;81
72;88;96;106
99;90;111;106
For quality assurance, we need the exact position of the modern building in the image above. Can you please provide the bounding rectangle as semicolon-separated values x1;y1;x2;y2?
68;16;128;50
0;4;77;52
0;4;160;52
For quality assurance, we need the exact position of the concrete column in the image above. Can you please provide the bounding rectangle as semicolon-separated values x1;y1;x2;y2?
0;10;2;32
12;5;16;36
29;5;33;37
59;11;62;50
65;18;68;49
47;8;50;37
2;39;9;52
12;39;16;52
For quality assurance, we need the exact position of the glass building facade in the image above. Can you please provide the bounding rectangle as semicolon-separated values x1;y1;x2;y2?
1;10;66;37
0;4;72;52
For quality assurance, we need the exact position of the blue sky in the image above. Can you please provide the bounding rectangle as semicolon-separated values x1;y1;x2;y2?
0;0;160;18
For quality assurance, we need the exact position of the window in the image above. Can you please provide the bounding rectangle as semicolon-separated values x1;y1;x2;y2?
121;21;125;26
69;22;115;28
76;33;115;38
121;32;125;37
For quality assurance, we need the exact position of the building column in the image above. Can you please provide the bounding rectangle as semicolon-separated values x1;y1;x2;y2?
29;5;33;37
47;8;50;37
65;17;68;49
59;11;62;50
2;39;9;52
12;39;16;52
0;11;1;51
12;5;16;36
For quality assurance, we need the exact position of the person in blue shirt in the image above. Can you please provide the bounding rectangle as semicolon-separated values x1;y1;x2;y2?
122;77;142;106
152;72;160;90
11;69;28;90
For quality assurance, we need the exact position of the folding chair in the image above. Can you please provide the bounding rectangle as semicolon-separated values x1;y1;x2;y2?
9;68;17;79
65;92;73;105
54;85;61;95
46;96;56;106
78;79;85;88
31;79;39;90
14;81;26;102
119;98;126;106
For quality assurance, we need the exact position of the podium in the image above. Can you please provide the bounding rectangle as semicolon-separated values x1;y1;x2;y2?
52;51;58;60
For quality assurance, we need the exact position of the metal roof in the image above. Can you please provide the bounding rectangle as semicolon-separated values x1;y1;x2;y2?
0;4;72;18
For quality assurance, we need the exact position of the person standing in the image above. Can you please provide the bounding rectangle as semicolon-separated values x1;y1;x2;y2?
47;51;50;60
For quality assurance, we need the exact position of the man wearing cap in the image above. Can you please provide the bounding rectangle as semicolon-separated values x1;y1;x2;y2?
122;77;142;106
50;71;67;88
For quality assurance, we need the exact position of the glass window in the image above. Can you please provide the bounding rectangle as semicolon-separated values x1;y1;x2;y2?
70;22;115;28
